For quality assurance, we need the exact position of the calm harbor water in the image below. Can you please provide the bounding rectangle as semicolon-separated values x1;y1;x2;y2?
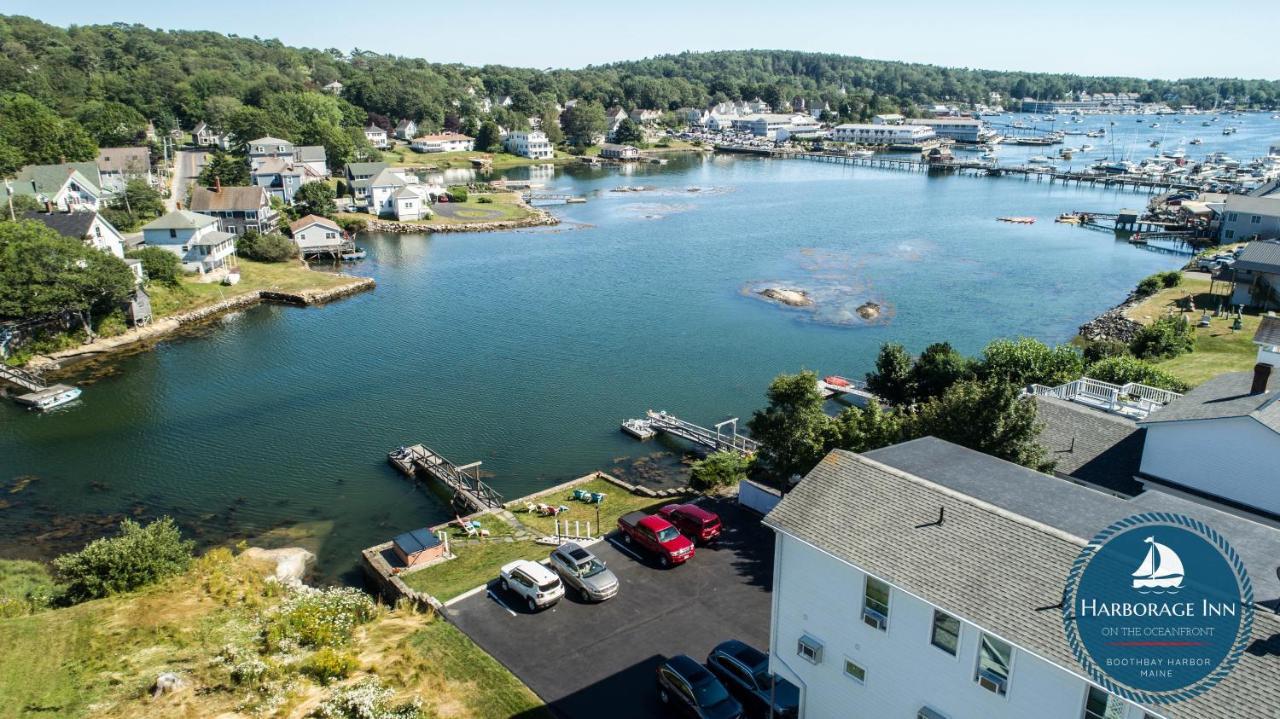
2;115;1274;578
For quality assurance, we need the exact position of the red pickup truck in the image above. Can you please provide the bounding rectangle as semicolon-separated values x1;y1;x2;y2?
657;503;723;544
617;511;695;567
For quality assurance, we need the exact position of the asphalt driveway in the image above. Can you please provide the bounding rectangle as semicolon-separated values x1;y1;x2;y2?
444;498;775;719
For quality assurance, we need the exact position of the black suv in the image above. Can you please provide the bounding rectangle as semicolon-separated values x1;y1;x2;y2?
705;640;800;719
657;654;744;719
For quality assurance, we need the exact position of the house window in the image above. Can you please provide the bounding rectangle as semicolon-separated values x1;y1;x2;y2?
1225;230;1235;240
95;226;102;237
169;228;177;238
862;576;890;630
931;610;960;655
1251;215;1261;224
842;658;865;683
917;708;949;719
1227;212;1238;222
797;635;823;664
1084;687;1126;719
975;633;1013;695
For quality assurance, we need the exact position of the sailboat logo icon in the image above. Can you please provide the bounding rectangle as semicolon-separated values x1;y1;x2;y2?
1132;536;1184;593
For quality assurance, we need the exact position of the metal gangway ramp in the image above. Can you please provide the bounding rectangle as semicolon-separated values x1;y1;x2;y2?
388;444;505;512
0;365;47;393
644;410;760;455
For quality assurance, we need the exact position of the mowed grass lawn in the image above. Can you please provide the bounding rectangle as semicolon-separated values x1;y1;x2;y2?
146;258;355;317
383;146;575;170
1123;274;1265;386
400;538;547;603
338;193;535;228
510;478;689;538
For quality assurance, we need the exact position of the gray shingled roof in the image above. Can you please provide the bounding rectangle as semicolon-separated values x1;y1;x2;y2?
95;147;150;174
21;210;97;239
1255;316;1280;347
1234;240;1280;273
1139;371;1280;433
1032;396;1145;495
189;186;267;213
294;145;327;163
345;162;388;178
141;210;218;231
766;440;1280;719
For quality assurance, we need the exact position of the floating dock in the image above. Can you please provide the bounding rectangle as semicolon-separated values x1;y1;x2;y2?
388;444;504;514
621;410;760;456
817;376;879;407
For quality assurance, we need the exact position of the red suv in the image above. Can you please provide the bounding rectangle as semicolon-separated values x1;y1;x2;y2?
658;503;722;544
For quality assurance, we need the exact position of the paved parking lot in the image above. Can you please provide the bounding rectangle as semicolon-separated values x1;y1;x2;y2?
444;499;775;719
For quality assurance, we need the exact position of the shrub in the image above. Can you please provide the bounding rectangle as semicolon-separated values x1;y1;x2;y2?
1082;339;1131;364
976;337;1084;388
1134;275;1163;297
94;309;128;338
302;647;359;685
1086;356;1190;393
237;230;297;263
1130;315;1196;361
127;246;183;287
336;216;367;234
52;517;193;604
264;586;376;651
447;186;469;202
689;451;752;491
314;677;428;719
0;560;55;617
476;195;494;204
219;645;271;687
864;343;915;405
1158;270;1183;288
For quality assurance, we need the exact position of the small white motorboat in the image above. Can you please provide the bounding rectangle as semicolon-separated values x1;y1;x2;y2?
340;247;368;261
16;384;82;411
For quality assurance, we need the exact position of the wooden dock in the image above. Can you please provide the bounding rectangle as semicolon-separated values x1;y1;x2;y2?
388;444;504;514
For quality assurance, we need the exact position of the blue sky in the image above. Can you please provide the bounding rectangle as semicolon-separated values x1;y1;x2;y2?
7;0;1277;80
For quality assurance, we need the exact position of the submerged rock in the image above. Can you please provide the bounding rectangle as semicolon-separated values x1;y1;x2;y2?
758;287;814;308
856;302;881;320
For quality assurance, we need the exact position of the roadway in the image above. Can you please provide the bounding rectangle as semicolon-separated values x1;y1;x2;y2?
166;148;208;210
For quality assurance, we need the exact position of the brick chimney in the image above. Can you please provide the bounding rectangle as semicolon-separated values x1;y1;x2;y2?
214;176;221;193
1252;362;1273;395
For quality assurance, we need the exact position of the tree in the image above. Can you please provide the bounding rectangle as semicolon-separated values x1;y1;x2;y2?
104;179;166;231
832;400;903;453
976;337;1083;388
291;181;337;218
689;451;753;491
538;105;564;145
747;370;835;487
908;379;1052;472
0;93;97;168
865;343;915;405
197;149;250;187
126;247;183;287
909;341;974;402
561;102;607;147
0;220;134;338
474;121;501;152
52;517;193;605
1085;356;1189;393
1129;315;1196;360
236;230;297;262
75;101;148;147
612;117;644;145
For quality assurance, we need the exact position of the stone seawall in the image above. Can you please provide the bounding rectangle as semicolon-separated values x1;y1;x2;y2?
26;277;376;371
1078;290;1145;343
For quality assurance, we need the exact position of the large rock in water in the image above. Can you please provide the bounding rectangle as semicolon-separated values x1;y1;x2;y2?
758;287;814;307
241;547;315;585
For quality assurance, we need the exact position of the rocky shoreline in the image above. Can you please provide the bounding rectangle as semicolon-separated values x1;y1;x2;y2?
364;206;559;234
25;277;375;371
1077;291;1145;343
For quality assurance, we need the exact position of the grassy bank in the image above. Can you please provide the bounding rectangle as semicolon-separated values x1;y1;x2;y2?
383;146;576;171
400;537;547;604
147;259;356;317
0;560;54;618
0;551;548;719
510;478;685;537
1122;274;1263;386
339;192;537;228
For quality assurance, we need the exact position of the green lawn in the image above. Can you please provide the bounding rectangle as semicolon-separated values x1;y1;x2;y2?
1122;275;1264;386
383;146;576;171
403;618;552;719
339;192;536;228
0;561;54;618
509;478;686;537
146;258;355;317
400;539;547;603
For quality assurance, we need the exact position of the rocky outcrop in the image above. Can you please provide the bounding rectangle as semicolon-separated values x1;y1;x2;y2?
856;302;881;320
1079;308;1144;343
241;546;315;585
151;672;188;698
757;287;814;307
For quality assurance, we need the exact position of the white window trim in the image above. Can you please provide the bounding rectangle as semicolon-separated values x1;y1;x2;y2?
842;656;866;684
797;634;823;665
974;632;1015;699
930;609;962;659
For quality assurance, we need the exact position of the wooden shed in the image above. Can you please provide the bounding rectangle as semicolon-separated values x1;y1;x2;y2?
392;528;446;568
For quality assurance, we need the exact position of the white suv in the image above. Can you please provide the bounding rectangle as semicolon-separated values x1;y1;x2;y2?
499;559;565;611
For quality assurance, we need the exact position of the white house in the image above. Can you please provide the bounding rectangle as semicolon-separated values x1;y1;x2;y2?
95;146;153;196
293;145;330;178
344;162;389;207
605;106;629;137
22;209;127;260
1136;342;1280;516
409;132;475;153
1;164;103;212
323;80;343;95
599;143;639;160
763;436;1280;719
1218;196;1280;243
503;130;553;159
872;113;906;125
905;118;987;143
192;121;218;146
394;119;418;141
832;123;936;146
289;214;348;254
140;210;236;276
247;137;295;172
364;125;389;149
367;167;438;221
629;108;661;124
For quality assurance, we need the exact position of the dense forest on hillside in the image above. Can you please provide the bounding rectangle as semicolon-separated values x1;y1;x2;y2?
1;13;1277;173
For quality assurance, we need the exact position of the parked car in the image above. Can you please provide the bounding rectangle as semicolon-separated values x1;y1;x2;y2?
617;511;695;567
498;559;564;611
657;654;744;719
548;541;619;601
657;503;723;544
706;640;801;719
1196;255;1226;271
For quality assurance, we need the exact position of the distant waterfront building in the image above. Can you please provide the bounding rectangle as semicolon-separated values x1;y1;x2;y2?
871;114;905;125
1218;196;1280;243
503;130;554;159
905;118;987;143
599;143;639;160
344;162;390;207
831;123;935;146
394;119;418;141
1;163;103;212
289;214;348;254
409;132;475;153
140;210;236;276
363;125;389;149
763;437;1280;719
94;146;153;196
188;185;278;235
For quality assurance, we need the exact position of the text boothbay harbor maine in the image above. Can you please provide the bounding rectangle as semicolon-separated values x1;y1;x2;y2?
1062;514;1254;704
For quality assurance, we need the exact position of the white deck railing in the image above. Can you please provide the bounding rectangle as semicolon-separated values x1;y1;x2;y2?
1028;377;1181;420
